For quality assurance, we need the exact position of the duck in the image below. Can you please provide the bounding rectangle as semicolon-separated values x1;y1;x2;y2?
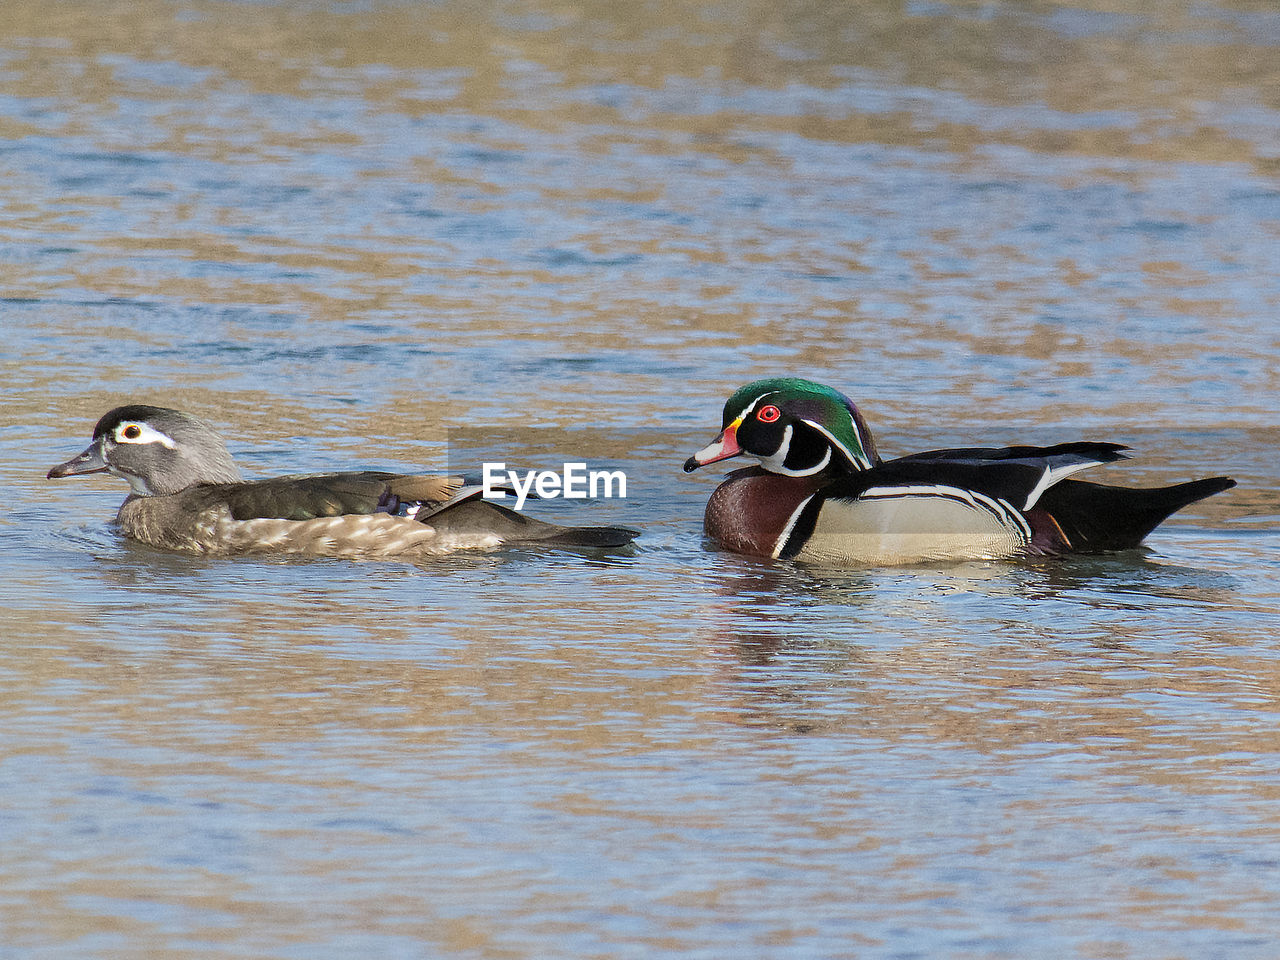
683;377;1235;566
48;404;638;558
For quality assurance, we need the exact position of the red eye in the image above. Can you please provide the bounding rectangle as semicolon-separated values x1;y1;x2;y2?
756;405;780;423
122;424;142;440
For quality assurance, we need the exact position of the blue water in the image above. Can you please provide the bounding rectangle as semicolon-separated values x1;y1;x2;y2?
3;1;1280;957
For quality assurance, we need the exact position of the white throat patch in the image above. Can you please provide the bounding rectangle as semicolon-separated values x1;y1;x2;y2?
757;425;833;477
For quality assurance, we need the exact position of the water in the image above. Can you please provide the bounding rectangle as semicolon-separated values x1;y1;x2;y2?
3;1;1280;956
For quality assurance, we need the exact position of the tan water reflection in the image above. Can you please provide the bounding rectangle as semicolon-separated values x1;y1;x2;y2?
7;552;1279;950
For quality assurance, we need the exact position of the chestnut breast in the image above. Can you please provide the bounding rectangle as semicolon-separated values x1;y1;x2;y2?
702;467;826;558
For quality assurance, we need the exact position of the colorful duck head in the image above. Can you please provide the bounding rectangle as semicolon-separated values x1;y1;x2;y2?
683;377;880;477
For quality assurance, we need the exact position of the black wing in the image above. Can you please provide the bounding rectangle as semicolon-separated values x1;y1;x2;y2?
893;441;1129;466
834;442;1132;509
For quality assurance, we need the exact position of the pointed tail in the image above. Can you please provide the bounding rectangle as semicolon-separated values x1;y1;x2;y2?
1038;476;1235;551
420;497;638;549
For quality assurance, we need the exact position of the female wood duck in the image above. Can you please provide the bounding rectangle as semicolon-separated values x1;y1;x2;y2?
683;378;1235;566
48;405;637;558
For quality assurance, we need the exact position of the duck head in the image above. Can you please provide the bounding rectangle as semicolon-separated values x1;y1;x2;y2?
683;378;880;477
48;404;242;496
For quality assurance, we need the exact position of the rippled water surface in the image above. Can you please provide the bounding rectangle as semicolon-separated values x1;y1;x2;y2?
4;1;1280;956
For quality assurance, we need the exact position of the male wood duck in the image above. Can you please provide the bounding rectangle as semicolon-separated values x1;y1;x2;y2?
683;378;1235;566
48;405;638;558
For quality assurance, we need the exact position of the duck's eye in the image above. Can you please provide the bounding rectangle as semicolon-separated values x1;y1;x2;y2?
756;405;781;423
113;422;177;449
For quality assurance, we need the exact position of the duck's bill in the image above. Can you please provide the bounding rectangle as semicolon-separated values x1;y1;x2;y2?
682;424;743;472
48;441;107;480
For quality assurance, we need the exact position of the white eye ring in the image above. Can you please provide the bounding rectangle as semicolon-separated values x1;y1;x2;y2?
114;422;176;449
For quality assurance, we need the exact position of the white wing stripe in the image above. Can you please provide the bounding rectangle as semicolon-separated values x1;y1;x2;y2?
1021;460;1103;511
860;484;1031;540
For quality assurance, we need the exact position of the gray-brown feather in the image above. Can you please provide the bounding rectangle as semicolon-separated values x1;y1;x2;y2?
118;495;499;557
54;404;638;558
214;472;463;521
116;478;636;556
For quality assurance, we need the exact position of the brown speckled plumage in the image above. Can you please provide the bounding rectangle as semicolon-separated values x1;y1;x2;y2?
50;405;638;558
115;492;485;557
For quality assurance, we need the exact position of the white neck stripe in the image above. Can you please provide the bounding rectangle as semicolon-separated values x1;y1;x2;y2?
803;419;870;470
772;494;817;558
